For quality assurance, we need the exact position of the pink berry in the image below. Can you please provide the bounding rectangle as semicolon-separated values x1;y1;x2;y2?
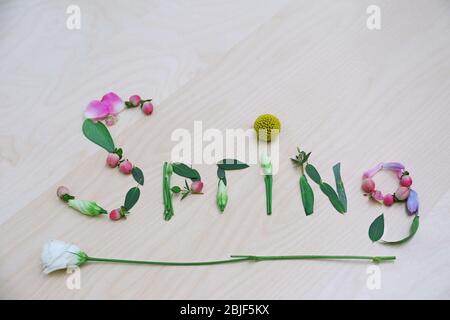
362;178;375;193
119;160;133;174
142;102;154;115
400;175;413;187
395;186;410;201
191;181;204;194
383;194;394;206
106;153;120;168
56;186;70;199
109;208;122;221
129;95;141;107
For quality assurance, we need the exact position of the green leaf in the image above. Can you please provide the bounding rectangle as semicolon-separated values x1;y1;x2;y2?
369;214;385;242
124;187;140;211
381;216;420;245
82;119;115;153
181;192;189;200
172;163;201;181
114;148;123;159
171;186;181;193
132;167;144;186
332;162;347;212
217;167;227;185
319;182;346;214
305;164;322;184
299;175;314;216
217;159;249;170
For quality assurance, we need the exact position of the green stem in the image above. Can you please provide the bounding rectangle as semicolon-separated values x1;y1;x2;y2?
87;256;249;266
85;254;395;267
231;255;396;263
264;175;272;215
162;162;174;220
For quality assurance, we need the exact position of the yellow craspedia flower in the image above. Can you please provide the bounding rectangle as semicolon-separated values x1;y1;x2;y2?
253;114;281;142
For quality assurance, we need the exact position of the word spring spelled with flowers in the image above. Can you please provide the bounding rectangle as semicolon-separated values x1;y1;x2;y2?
46;98;421;277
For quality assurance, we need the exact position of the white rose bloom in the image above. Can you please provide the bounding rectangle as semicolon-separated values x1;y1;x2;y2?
41;240;87;274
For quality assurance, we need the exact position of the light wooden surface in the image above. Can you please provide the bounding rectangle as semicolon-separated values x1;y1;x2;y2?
1;0;449;299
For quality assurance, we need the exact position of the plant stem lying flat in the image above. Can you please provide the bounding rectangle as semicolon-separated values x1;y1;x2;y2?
85;254;396;267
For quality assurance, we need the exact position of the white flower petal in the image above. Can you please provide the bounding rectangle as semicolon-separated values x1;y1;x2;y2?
41;240;82;274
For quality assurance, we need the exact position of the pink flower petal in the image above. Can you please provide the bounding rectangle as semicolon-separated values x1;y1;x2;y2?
101;92;124;115
363;163;383;178
371;190;384;202
382;162;405;171
84;100;110;120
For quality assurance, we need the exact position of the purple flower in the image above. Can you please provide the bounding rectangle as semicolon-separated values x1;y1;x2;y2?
382;162;405;178
363;163;383;178
406;189;419;215
382;162;405;170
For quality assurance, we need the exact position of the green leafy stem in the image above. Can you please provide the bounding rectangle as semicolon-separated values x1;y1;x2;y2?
73;119;145;219
369;214;420;244
291;148;347;216
82;254;395;267
163;162;203;221
216;159;249;213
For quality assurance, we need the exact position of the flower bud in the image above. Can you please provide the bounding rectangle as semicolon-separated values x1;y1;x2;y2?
217;180;228;212
109;208;122;221
119;160;133;174
191;181;204;194
394;186;410;201
383;194;394;206
142;102;154;115
106;153;120;168
67;199;107;216
129;95;141;107
406;189;419;215
362;178;375;193
57;186;70;199
400;175;413;187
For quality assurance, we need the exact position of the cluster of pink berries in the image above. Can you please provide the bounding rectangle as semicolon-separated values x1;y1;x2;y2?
126;94;154;115
362;172;413;206
106;153;134;174
106;151;137;220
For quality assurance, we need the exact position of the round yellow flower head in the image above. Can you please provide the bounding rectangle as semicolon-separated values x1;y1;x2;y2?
253;114;281;142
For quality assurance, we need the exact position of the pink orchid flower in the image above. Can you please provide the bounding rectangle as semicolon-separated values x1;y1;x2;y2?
84;92;124;124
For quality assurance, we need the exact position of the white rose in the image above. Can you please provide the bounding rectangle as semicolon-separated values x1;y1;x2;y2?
41;240;87;274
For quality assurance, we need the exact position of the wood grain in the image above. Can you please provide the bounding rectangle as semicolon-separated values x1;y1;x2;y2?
0;0;449;299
